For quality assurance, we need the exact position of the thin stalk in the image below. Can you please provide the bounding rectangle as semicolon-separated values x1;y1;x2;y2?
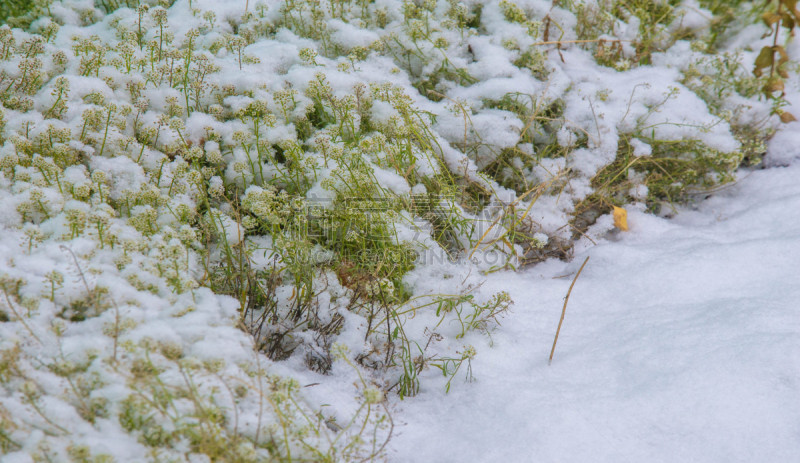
548;256;590;365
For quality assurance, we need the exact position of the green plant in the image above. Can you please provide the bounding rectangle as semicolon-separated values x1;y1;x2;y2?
570;0;702;68
366;289;512;398
430;346;476;393
683;51;775;166
0;0;51;28
0;402;21;453
698;0;761;49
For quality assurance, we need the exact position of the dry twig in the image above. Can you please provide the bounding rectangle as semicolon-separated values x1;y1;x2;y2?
548;256;590;365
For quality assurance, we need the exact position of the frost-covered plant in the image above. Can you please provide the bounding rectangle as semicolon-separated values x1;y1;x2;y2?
361;290;512;398
0;0;793;458
571;0;703;68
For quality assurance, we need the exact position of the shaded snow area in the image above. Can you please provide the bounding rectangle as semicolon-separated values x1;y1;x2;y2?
390;159;800;462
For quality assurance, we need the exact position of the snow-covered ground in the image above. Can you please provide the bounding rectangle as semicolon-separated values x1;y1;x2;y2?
390;151;800;462
1;0;799;461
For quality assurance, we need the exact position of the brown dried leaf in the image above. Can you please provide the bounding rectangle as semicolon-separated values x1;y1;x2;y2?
753;47;774;76
766;77;785;93
762;11;782;27
782;12;796;29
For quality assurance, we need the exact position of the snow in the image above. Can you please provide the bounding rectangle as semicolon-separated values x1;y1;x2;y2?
1;0;799;460
388;159;800;462
765;121;800;167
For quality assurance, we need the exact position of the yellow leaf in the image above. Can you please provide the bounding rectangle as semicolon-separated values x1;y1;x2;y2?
613;206;628;231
